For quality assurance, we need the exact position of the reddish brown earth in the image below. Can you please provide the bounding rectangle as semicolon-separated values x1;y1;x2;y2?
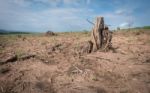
0;30;150;93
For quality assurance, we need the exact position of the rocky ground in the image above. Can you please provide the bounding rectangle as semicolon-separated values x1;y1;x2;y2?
0;30;150;93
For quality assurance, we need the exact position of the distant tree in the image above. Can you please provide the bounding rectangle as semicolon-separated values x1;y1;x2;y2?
143;26;150;29
117;27;120;30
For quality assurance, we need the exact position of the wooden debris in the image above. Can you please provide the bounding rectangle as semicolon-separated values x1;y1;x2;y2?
18;53;36;61
0;54;17;65
0;53;36;65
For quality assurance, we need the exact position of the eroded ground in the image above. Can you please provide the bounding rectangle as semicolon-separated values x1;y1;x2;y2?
0;30;150;93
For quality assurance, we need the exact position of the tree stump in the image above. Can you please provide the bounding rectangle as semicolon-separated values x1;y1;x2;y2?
91;17;112;51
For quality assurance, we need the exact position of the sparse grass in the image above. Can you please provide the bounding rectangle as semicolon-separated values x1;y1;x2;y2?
58;31;90;37
0;48;4;53
15;50;25;59
0;35;18;43
92;76;99;81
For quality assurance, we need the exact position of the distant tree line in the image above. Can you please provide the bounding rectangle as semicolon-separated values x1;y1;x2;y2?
134;26;150;29
0;31;30;35
0;29;31;35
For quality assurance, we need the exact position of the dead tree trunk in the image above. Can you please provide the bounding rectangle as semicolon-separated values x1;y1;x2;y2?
91;17;112;51
91;17;104;50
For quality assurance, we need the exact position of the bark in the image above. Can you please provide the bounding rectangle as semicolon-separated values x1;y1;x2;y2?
91;17;112;51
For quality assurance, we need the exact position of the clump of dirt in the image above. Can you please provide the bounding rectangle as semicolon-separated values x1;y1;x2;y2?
46;43;64;53
17;35;27;41
74;41;93;55
0;66;10;74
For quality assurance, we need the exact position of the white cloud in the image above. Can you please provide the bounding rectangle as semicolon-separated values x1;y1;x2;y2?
8;0;89;8
12;0;31;7
86;0;91;5
120;22;129;27
63;0;80;4
115;8;134;16
0;0;93;31
8;0;62;8
119;21;134;28
115;9;126;15
0;0;149;31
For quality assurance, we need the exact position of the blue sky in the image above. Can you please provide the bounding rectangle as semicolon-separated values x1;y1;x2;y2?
0;0;150;32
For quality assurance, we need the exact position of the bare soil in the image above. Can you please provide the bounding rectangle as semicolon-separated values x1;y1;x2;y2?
0;30;150;93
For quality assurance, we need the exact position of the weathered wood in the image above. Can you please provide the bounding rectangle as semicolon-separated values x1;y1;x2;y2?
91;17;112;51
103;26;112;51
91;17;104;50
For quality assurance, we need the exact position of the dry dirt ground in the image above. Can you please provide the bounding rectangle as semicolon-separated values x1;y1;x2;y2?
0;30;150;93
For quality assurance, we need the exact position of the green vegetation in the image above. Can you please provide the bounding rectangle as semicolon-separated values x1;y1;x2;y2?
0;29;41;35
0;30;30;35
142;26;150;29
134;26;150;29
15;50;25;59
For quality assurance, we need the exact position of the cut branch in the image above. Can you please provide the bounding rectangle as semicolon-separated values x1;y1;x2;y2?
86;19;95;25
